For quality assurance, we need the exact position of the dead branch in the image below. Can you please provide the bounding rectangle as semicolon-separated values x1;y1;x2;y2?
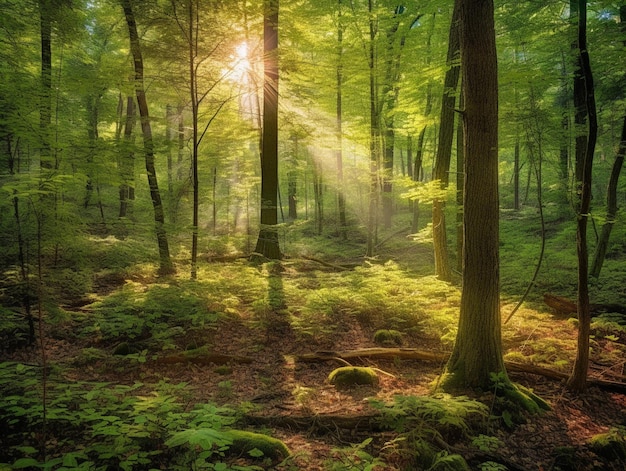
294;348;626;394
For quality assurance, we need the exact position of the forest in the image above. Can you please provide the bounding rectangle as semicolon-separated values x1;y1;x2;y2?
1;0;626;469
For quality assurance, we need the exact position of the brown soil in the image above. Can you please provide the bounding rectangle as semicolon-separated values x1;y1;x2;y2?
7;304;626;471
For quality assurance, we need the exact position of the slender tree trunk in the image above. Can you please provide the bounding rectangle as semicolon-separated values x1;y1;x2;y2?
288;135;298;220
366;0;380;257
455;94;464;273
119;96;136;219
121;0;174;276
568;0;597;393
432;1;461;282
187;0;200;279
590;7;626;279
336;0;347;239
443;0;506;390
39;0;53;170
254;0;281;259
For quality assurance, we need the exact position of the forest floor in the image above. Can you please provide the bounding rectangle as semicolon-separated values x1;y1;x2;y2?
4;258;626;471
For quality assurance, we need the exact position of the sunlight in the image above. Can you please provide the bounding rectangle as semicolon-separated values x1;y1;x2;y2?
227;41;259;122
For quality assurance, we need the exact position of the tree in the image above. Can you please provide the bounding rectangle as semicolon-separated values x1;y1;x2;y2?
590;5;626;279
567;0;598;393
254;0;281;260
442;0;506;390
432;1;460;282
120;0;174;275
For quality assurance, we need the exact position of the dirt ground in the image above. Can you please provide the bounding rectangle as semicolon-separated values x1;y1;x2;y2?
7;305;626;471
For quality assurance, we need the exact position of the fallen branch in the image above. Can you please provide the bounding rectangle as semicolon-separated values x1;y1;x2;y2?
158;351;253;366
300;255;353;271
294;348;626;394
543;292;626;317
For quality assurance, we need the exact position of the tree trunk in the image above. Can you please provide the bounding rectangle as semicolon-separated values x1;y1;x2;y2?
336;2;347;239
121;0;174;276
432;1;461;282
187;0;200;279
119;96;136;219
39;0;53;170
590;116;626;279
443;0;505;390
366;0;380;258
254;0;281;260
455;93;464;273
568;0;598;393
590;7;626;279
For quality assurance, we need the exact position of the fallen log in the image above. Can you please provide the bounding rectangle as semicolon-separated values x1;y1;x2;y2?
295;347;449;363
543;293;626;317
294;348;626;394
158;351;253;365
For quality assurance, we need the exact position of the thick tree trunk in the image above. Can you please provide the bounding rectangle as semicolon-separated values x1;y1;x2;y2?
121;0;174;276
254;0;281;260
432;1;461;282
443;0;505;390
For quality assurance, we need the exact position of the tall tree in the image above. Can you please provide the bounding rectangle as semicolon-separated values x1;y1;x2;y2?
567;0;597;393
39;0;53;170
432;1;460;282
336;0;347;240
590;5;626;279
121;0;175;275
442;0;506;390
254;0;281;259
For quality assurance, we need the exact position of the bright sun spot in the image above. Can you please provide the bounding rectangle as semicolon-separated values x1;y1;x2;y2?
236;42;248;59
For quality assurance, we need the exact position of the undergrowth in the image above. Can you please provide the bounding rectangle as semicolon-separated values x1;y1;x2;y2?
0;361;281;470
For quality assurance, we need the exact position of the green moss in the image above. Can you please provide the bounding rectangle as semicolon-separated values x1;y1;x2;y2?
373;329;404;346
225;430;290;460
328;367;378;388
588;428;626;461
214;365;232;375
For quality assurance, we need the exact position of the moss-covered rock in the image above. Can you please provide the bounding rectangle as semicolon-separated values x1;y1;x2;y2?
225;430;290;460
373;329;403;346
328;366;378;388
588;428;626;461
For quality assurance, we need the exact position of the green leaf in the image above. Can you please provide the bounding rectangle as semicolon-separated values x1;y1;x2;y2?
248;448;264;458
12;458;40;469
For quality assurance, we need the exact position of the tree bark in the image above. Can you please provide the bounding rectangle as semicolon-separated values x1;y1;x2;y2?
432;1;461;282
568;0;597;393
121;0;174;276
590;116;626;278
590;7;626;279
442;0;505;390
119;96;136;219
254;0;281;260
366;0;380;258
39;0;53;170
336;1;347;239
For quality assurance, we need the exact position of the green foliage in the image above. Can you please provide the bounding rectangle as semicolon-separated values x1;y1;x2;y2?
588;427;626;461
0;361;272;470
0;307;31;352
489;372;550;428
325;438;386;471
82;281;219;345
370;395;486;469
